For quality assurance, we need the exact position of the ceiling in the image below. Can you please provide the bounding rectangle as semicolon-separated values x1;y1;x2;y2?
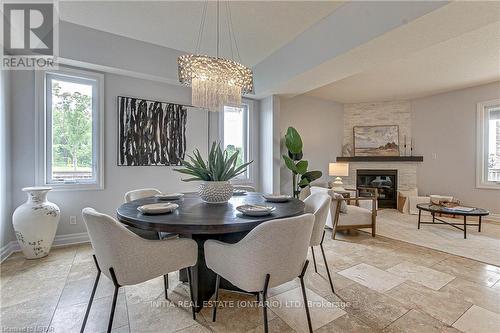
59;1;344;66
307;21;500;103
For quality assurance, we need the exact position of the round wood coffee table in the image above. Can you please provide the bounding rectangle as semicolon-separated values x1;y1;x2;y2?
116;192;305;311
416;203;489;239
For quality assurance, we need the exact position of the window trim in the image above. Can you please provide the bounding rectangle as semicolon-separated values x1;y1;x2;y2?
476;99;500;190
35;67;104;191
219;100;257;185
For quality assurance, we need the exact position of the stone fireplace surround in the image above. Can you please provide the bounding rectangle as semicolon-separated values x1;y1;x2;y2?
342;101;418;196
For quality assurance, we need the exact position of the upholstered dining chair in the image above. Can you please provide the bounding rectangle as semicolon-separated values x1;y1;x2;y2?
124;188;179;292
232;185;256;192
81;208;197;333
303;193;335;294
124;188;164;240
205;214;315;333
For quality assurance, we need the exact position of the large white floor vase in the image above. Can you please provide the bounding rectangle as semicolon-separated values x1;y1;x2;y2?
12;187;60;259
198;181;233;204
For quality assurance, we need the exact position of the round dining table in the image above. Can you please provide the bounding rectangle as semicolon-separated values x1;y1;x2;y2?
116;192;305;311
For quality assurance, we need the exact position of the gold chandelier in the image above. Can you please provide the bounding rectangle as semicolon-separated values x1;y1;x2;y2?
177;1;253;112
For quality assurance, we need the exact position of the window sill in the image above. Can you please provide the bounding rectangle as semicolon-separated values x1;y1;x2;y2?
41;183;104;191
475;184;500;190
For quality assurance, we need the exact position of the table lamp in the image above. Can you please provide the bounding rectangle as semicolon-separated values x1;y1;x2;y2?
329;162;349;190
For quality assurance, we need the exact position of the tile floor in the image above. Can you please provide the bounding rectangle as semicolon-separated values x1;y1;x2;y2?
1;230;499;333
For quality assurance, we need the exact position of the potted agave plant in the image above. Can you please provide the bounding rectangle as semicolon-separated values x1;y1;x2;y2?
174;142;253;204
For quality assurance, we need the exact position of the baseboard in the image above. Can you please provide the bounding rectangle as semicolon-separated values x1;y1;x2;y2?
0;232;90;262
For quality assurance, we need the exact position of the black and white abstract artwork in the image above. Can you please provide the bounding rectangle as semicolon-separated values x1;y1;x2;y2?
117;96;192;166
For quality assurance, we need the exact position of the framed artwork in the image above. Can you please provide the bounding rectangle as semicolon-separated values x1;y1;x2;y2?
353;125;399;156
117;96;206;166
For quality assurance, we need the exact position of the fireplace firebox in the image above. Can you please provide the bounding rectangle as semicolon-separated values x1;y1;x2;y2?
356;169;398;208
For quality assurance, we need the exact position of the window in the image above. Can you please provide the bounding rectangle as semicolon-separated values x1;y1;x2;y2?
221;104;252;182
36;68;103;190
477;99;500;189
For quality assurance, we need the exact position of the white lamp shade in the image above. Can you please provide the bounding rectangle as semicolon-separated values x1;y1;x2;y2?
329;163;349;177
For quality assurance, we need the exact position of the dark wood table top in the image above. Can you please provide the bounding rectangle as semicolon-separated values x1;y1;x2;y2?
416;203;489;216
116;192;305;235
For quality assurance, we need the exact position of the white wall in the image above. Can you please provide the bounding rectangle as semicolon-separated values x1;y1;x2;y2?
259;96;281;194
9;70;209;238
412;81;500;215
279;95;343;195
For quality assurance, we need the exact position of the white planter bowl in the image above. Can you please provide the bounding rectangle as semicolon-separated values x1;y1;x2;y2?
198;181;234;204
12;187;60;259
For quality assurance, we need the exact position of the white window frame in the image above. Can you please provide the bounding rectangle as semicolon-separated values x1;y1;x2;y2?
476;99;500;190
219;100;257;185
35;67;104;191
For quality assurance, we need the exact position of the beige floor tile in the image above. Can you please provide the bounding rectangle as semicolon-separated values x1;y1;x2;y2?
330;283;409;330
440;278;500;314
246;317;295;333
431;258;500;287
199;289;274;333
0;273;66;308
338;263;405;293
112;325;131;333
176;323;213;333
15;258;72;280
386;281;472;325
386;261;455;290
268;279;300;298
315;313;381;332
50;293;128;333
1;295;59;331
125;276;165;305
304;269;355;298
59;274;123;307
73;243;94;264
383;309;461;333
269;287;345;333
453;305;500;333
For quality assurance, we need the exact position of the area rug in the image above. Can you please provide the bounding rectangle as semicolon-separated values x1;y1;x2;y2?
373;210;500;267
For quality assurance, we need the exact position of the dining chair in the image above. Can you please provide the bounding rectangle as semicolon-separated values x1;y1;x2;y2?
124;188;179;293
232;185;256;192
205;214;315;333
304;193;335;294
81;208;198;333
124;188;164;240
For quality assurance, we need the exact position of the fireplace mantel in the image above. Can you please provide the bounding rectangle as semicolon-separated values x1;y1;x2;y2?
336;156;423;162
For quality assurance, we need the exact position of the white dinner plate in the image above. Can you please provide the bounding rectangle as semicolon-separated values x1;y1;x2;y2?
137;203;179;215
155;193;184;200
233;189;247;196
262;194;291;203
236;204;275;217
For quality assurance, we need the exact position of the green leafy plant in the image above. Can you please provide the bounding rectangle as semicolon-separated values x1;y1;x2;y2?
282;127;322;198
174;142;253;182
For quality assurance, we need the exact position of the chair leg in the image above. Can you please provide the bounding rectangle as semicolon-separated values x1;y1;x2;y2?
310;247;318;273
163;274;169;300
80;255;101;333
299;260;313;333
320;246;335;294
108;267;121;333
262;274;271;333
212;274;220;322
187;267;196;320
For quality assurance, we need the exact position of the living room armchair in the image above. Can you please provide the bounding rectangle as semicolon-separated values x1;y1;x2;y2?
309;186;377;239
331;196;377;239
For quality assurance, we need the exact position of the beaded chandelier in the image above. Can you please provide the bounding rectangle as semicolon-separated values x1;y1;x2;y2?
177;1;253;112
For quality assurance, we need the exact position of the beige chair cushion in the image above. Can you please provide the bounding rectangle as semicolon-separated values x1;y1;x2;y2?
204;214;314;292
298;186;311;200
409;196;431;215
337;205;372;227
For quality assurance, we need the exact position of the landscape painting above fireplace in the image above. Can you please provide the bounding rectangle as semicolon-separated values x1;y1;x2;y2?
354;125;399;156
